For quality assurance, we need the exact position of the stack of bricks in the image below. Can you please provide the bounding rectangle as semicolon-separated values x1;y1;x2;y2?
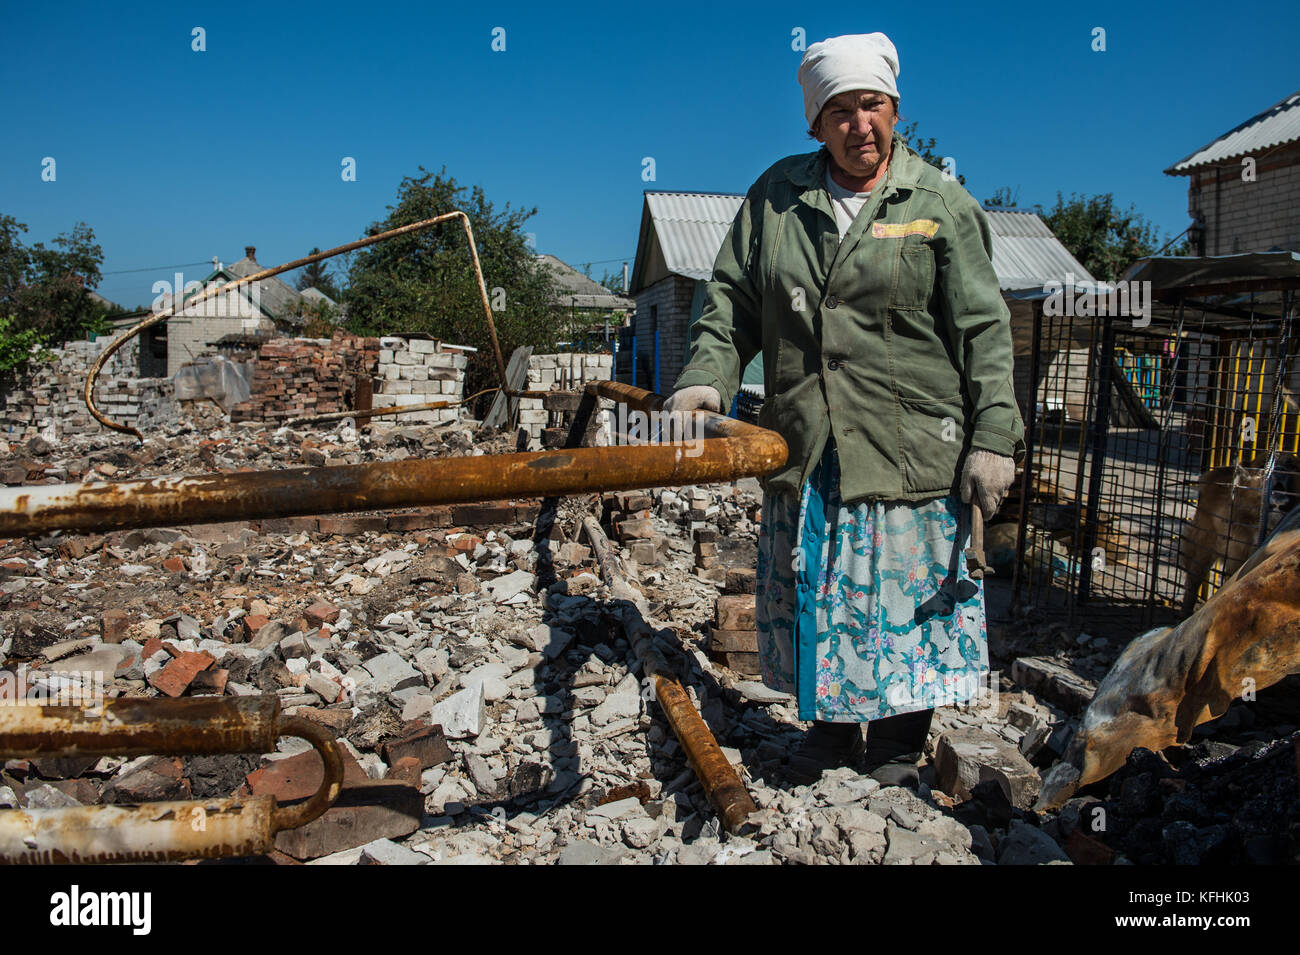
230;331;378;424
605;491;662;566
692;526;725;583
709;590;760;677
518;353;612;449
374;337;467;425
1;338;178;439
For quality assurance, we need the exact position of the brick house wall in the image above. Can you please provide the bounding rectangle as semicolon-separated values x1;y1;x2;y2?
1186;140;1300;255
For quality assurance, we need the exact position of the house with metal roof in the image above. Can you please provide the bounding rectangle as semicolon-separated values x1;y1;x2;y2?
152;246;337;376
1164;90;1300;256
535;254;633;349
628;189;1094;416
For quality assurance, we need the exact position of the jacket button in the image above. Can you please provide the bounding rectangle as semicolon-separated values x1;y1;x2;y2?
825;295;839;308
827;359;842;371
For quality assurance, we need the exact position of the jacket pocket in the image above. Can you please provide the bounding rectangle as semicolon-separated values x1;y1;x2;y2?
896;392;965;495
889;242;935;311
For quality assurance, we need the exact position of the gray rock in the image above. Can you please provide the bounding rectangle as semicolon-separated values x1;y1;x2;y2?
996;821;1072;865
587;797;645;821
362;651;422;692
24;783;83;809
933;726;1041;809
486;570;537;603
558;839;625;865
430;683;486;738
359;838;429;865
465;754;498;797
734;681;793;705
883;822;942;865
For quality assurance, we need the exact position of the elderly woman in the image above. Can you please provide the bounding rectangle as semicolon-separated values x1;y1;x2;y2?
664;33;1024;789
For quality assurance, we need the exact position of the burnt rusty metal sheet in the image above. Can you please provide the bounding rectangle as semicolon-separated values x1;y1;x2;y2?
1037;505;1300;810
0;382;786;538
0;697;343;864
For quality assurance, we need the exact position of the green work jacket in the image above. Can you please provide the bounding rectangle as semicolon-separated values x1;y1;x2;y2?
673;132;1025;504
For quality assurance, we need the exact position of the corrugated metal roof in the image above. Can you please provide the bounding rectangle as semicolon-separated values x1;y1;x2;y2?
983;207;1096;293
1166;90;1300;174
643;192;744;282
636;191;1091;295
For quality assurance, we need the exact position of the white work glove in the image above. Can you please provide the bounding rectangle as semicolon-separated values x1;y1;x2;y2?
960;449;1016;517
661;385;722;416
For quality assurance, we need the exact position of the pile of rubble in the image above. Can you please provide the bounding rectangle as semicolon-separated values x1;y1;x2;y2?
1;338;176;439
0;415;1294;865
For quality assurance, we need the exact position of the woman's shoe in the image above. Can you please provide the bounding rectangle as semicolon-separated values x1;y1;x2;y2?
861;708;934;791
783;720;861;785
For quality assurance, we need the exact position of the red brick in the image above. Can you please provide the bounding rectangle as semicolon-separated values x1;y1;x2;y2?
101;609;131;644
146;651;216;697
317;516;388;535
449;534;482;553
452;503;518;525
162;556;186;573
615;517;657;540
303;600;340;628
380;723;452;770
246;746;368;802
242;614;270;640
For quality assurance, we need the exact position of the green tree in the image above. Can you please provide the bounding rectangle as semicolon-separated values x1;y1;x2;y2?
343;167;563;404
294;248;342;300
1037;192;1164;281
897;120;966;186
0;215;112;372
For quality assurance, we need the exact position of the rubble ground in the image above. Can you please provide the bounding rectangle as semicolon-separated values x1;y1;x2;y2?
0;418;1295;865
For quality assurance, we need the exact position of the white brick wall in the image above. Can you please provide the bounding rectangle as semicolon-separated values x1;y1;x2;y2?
372;338;468;424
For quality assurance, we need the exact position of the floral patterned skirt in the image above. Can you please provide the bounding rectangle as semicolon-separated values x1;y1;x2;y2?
755;438;988;723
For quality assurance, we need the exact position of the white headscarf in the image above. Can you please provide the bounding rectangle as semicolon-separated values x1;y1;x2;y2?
797;33;901;127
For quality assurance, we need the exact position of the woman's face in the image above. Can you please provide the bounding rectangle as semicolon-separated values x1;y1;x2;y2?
815;90;898;181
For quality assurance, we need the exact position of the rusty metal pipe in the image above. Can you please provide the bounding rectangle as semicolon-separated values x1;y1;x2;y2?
0;385;786;537
0;697;344;864
286;387;500;427
580;513;758;834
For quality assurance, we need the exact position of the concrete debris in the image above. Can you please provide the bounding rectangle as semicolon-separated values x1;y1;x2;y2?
1;407;1292;866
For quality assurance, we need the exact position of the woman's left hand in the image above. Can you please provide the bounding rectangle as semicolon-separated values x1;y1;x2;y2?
960;450;1017;516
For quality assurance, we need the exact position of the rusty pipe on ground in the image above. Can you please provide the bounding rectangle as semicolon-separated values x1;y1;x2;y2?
580;513;758;834
0;696;343;864
0;383;786;538
286;388;500;428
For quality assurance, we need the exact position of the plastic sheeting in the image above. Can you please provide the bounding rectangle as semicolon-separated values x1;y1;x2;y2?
172;357;253;411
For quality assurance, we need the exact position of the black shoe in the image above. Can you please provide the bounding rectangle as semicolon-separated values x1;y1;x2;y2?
783;720;861;785
862;708;934;791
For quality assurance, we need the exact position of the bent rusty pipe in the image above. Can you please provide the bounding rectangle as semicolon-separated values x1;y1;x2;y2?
0;385;787;537
0;697;344;864
580;513;758;834
287;388;500;428
84;211;520;440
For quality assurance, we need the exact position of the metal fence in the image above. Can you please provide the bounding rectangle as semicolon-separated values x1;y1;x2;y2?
1012;287;1298;631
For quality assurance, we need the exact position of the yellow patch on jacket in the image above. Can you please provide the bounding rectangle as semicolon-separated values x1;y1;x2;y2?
872;219;939;239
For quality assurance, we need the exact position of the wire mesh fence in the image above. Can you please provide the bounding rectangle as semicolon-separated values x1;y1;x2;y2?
1012;288;1297;634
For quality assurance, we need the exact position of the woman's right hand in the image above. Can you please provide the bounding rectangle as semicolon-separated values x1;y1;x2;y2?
662;385;722;416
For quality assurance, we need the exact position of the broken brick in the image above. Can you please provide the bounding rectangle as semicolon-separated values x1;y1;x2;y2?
146;650;216;697
303;600;340;628
379;723;453;770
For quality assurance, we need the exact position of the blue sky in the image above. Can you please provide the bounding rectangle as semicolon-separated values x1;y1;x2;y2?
2;0;1296;308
